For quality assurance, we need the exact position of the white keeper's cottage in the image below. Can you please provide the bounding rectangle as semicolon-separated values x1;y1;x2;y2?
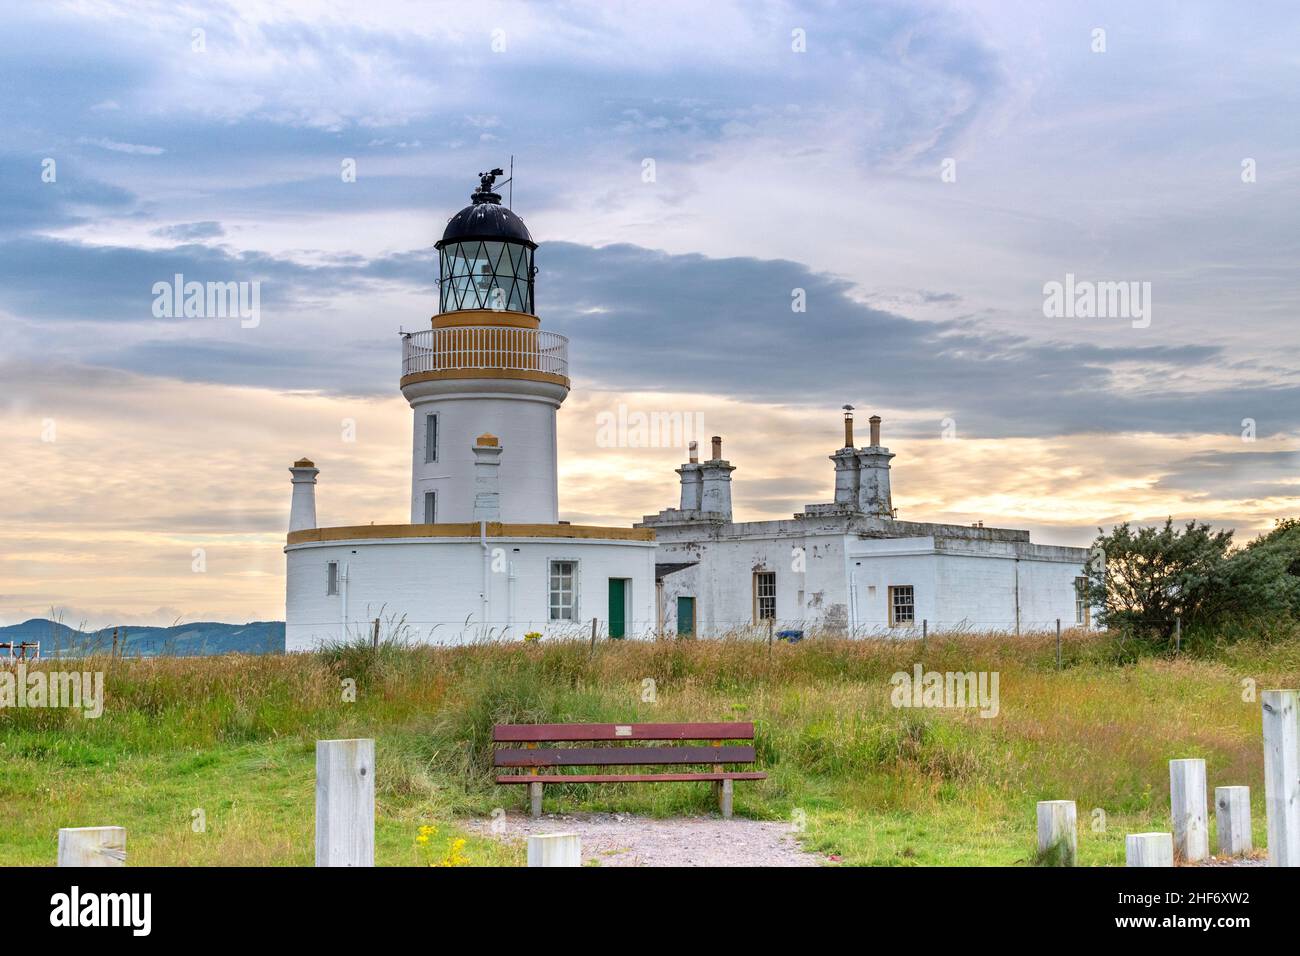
283;174;1092;650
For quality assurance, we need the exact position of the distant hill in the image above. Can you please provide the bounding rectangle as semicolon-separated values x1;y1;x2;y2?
0;619;285;657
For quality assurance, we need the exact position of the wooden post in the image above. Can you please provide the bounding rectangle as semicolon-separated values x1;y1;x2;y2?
921;618;927;652
315;738;375;867
528;781;543;819
1215;786;1252;857
57;827;126;867
527;832;580;867
1126;832;1174;867
1174;615;1181;653
589;617;597;652
1262;689;1300;866
1035;800;1076;866
1055;618;1061;669
1169;758;1209;862
371;618;380;651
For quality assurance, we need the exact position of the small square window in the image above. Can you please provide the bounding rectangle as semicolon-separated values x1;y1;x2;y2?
889;585;914;625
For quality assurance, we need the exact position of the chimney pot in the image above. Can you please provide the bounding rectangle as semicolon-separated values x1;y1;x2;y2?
711;435;722;460
688;440;698;464
869;415;882;446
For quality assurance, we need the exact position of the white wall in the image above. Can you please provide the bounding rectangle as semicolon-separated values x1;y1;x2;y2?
655;530;850;636
403;378;566;524
285;535;655;650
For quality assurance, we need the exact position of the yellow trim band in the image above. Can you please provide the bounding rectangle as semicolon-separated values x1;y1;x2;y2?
400;368;570;388
431;310;540;330
288;522;655;545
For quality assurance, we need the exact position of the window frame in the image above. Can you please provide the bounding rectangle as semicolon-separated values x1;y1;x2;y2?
326;561;339;596
753;570;776;623
548;558;579;622
424;412;439;464
423;491;437;524
888;585;915;626
1074;576;1090;627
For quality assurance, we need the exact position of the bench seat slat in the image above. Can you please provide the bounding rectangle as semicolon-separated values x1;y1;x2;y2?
493;722;754;742
495;745;755;768
496;772;767;784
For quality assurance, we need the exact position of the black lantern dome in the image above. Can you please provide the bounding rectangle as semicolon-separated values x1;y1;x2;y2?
435;169;536;315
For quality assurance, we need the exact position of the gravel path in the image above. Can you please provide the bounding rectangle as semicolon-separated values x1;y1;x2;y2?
467;811;823;867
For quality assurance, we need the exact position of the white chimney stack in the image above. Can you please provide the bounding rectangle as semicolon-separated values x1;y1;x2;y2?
288;458;319;532
700;435;735;518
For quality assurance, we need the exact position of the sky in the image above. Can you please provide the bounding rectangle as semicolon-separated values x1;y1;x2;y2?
1;0;1298;627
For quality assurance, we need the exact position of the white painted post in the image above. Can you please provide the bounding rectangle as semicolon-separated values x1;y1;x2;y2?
1215;786;1252;857
1036;800;1077;865
57;827;126;867
315;738;375;867
1262;689;1300;866
718;778;734;819
1126;832;1174;867
1169;758;1208;862
527;832;580;867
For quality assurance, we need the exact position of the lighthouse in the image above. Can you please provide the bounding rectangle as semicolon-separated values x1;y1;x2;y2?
283;171;656;649
401;169;569;525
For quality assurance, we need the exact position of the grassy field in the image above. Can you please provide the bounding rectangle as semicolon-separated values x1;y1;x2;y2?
2;630;1296;866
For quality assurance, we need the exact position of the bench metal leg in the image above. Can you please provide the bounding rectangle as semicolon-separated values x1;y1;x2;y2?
718;778;733;819
529;781;543;819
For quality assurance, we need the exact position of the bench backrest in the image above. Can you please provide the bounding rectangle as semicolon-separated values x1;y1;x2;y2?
493;722;756;769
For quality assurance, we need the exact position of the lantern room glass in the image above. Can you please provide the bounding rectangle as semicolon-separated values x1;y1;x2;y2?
438;239;534;314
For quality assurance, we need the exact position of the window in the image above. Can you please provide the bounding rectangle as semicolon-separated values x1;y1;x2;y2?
438;240;534;314
754;571;776;622
889;585;914;625
326;561;339;596
424;413;438;463
423;491;437;524
549;560;577;621
1075;576;1090;627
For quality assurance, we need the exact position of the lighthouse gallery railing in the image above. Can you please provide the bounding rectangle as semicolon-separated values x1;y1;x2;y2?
401;327;569;378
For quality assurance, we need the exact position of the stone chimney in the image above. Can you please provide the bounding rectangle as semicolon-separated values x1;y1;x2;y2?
700;435;735;518
288;458;319;532
856;416;894;517
472;433;503;522
677;440;702;510
830;406;859;506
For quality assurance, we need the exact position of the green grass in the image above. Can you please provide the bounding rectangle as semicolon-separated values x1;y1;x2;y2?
1;630;1292;865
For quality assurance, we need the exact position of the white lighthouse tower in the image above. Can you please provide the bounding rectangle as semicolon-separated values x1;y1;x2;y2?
283;171;656;649
401;169;568;525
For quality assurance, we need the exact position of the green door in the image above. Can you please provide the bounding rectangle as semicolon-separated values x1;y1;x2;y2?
676;596;695;637
608;578;626;639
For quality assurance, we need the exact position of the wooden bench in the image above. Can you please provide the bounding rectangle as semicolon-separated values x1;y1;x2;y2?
493;722;765;819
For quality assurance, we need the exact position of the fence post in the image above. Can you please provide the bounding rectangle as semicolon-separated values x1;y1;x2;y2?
57;827;126;867
371;618;380;651
315;738;375;867
1262;689;1300;866
1055;618;1061;669
1126;832;1174;867
1215;786;1252;857
921;618;927;652
1169;758;1208;863
527;832;580;867
1174;615;1181;653
1035;800;1076;866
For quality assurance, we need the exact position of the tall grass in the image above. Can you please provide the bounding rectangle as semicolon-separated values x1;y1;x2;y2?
1;629;1293;865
